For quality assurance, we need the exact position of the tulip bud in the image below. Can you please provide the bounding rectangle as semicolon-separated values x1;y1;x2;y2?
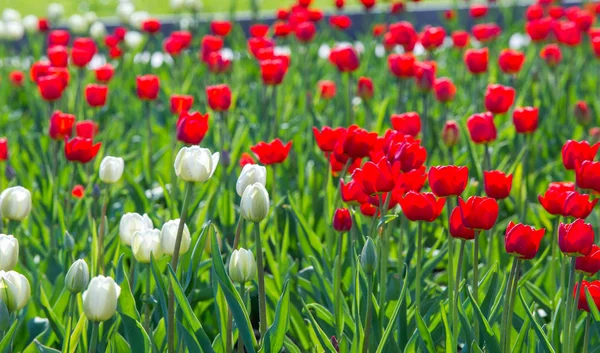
361;237;377;275
220;150;231;168
228;248;256;284
47;3;65;22
65;259;90;293
0;270;30;312
240;183;270;223
0;186;32;221
4;166;15;181
590;127;600;144
160;219;191;256
0;301;8;331
64;231;75;250
0;235;18;271
575;101;591;127
236;164;267;197
116;3;135;23
442;120;460;147
89;22;106;40
124;31;143;51
83;276;121;322
174;146;219;183
92;184;101;200
22;15;38;33
119;213;153;246
68;14;88;35
333;208;352;232
99;156;124;184
132;228;163;263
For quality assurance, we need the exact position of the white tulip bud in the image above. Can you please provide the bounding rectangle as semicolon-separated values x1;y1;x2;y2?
0;271;30;312
119;213;153;246
22;15;38;33
0;186;32;221
89;22;106;40
128;11;149;29
4;21;23;41
68;14;88;35
84;12;97;25
65;259;89;293
47;3;65;22
116;2;135;23
2;9;20;23
124;31;143;51
99;156;124;184
160;219;191;256
0;235;18;271
236;164;267;197
82;276;121;322
132;228;163;263
174;146;219;183
228;248;256;284
170;0;185;11
185;0;203;11
240;183;269;223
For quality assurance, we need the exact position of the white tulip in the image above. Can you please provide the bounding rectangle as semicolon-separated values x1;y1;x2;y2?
68;14;88;35
89;21;106;40
228;248;256;284
4;21;24;41
185;0;203;11
160;219;191;256
124;31;143;51
0;22;5;40
132;228;163;263
116;2;135;23
65;259;89;293
0;186;32;221
129;11;149;29
0;271;30;312
82;276;121;322
0;235;18;271
240;183;270;223
236;164;266;197
174;146;219;183
170;0;185;11
2;9;20;23
119;212;153;246
99;156;124;184
84;12;97;25
47;3;65;22
22;15;38;33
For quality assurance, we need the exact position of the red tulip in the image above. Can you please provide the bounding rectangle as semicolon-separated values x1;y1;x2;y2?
329;46;359;73
313;126;346;153
458;196;499;230
333;208;352;232
295;21;317;42
393;166;427;194
576;161;600;193
574;101;591;126
330;153;361;177
414;62;436;91
48;67;69;89
163;36;186;56
170;94;194;115
239;152;256;168
206;84;232;111
549;6;565;19
498;49;525;75
563;191;598;219
352;157;396;195
428;165;468;197
554;20;581;46
470;4;488;18
318;80;337;99
576;245;600;276
512;107;539;134
136;75;160;100
0;138;6;161
386;136;427;173
391;112;421;137
49;111;75;140
388;53;415;78
389;21;417;51
559;219;595;256
372;24;387;37
467;112;496;144
108;46;123;59
538;182;576;216
71;38;97;67
210;20;232;36
251;139;292;165
273;21;293;37
76;121;99;139
449;207;476;240
250;24;269;37
48;30;70;47
330;15;351;30
574;281;600;312
85;84;108;107
64;137;101;164
176;111;209;145
207;52;231;74
38;74;65;101
592;37;600;58
30;61;51;83
540;44;562;66
485;84;515;114
357;76;374;100
420;26;446;50
505;222;546;260
141;19;161;34
399;191;445;222
95;64;114;83
48;46;68;68
38;18;49;32
260;58;288;86
390;2;404;14
307;9;323;22
451;31;469;48
171;31;192;49
341;179;369;205
336;0;345;10
360;0;376;10
464;48;489;74
484;170;513;199
433;77;457;102
342;125;378;159
8;71;24;87
201;35;224;62
72;185;85;199
443;121;460;147
561;140;600;170
472;23;502;42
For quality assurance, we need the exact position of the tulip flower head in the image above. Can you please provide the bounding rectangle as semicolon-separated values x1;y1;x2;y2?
64;137;101;164
229;248;257;284
136;75;160;100
504;222;546;260
0;186;32;222
240;183;270;223
458;196;499;230
210;20;232;36
467;112;497;144
99;156;124;184
174;146;219;183
251;139;292;165
442;121;460;147
558;219;595;256
399;191;445;222
206;84;232;111
433;77;457;103
0;235;18;271
75;120;99;139
0;138;7;162
576;161;600;193
318;80;337;99
260;58;288;86
498;49;525;75
464;48;489;74
132;228;163;263
0;270;31;312
574;280;600;312
388;53;415;78
119;213;153;246
95;64;114;83
329;45;360;73
170;94;194;115
160;219;191;256
428;165;469;197
48;111;75;140
236;164;267;197
561;140;600;170
540;44;562;66
512;107;539;134
357;76;374;100
483;170;513;200
177;111;209;145
333;208;352;232
85;84;108;107
65;259;90;293
484;84;515;115
576;245;600;276
83;275;121;322
391;112;421;137
449;207;476;240
451;31;469;48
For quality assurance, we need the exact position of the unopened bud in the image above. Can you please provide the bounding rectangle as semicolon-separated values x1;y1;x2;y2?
64;231;75;251
66;259;90;293
361;237;377;275
442;120;460;147
575;101;591;127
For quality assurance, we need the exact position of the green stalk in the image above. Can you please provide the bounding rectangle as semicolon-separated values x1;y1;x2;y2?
563;257;576;353
504;259;521;353
236;282;246;353
583;314;590;353
416;221;424;310
334;231;344;338
345;73;352;127
378;193;391;323
145;101;153;184
254;222;268;338
144;263;153;335
454;240;466;323
362;273;374;353
521;134;530;221
473;231;480;341
97;189;109;275
226;217;244;353
446;198;456;349
167;181;194;353
62;294;77;353
568;276;584;353
88;322;99;353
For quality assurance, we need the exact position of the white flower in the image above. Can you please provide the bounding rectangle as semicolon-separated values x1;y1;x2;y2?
82;276;121;322
65;259;89;293
89;21;106;40
129;11;149;29
47;3;65;22
240;183;270;223
0;270;30;312
185;0;203;11
116;2;135;23
236;164;267;197
2;9;20;23
170;0;185;11
0;235;18;271
160;219;191;256
174;146;219;183
22;15;38;33
0;186;32;221
68;14;88;35
132;228;163;263
228;248;256;284
4;21;24;41
99;156;124;184
124;31;143;50
84;12;97;25
119;213;153;246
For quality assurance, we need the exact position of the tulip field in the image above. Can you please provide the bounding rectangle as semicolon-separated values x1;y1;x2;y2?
3;0;600;352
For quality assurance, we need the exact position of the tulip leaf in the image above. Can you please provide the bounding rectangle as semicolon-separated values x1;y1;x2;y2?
585;287;600;321
178;320;203;353
120;314;150;353
302;300;338;353
150;257;168;319
68;313;88;353
517;289;556;353
118;270;141;321
208;228;258;352
0;320;18;353
183;223;210;291
33;341;61;353
466;287;502;353
261;280;291;353
39;284;65;343
415;310;435;353
375;264;408;353
288;194;323;261
439;302;454;353
512;312;531;353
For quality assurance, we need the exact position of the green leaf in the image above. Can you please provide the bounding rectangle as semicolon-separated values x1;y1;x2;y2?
68;313;88;353
33;341;61;353
466;288;502;353
415;310;435;353
0;321;18;353
375;264;408;353
585;287;600;321
302;301;338;353
120;314;150;353
39;284;65;342
517;289;556;353
118;270;141;321
261;280;291;353
150;257;168;319
439;302;453;353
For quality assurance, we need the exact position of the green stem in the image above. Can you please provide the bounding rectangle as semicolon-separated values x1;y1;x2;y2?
564;257;576;353
454;240;466;318
378;194;391;322
97;189;109;275
226;216;244;353
236;282;246;353
88;322;99;353
416;221;423;310
583;314;590;353
505;259;521;352
362;273;374;353
345;73;352;127
144;263;153;335
446;199;456;349
62;294;77;353
254;222;268;339
145;101;153;184
397;215;407;351
521;135;530;221
569;276;584;353
334;231;344;338
473;231;480;341
167;182;194;353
